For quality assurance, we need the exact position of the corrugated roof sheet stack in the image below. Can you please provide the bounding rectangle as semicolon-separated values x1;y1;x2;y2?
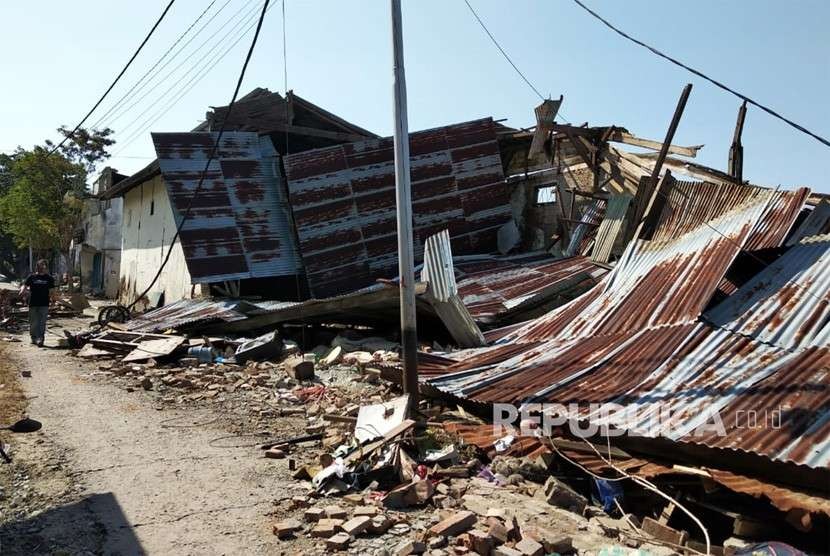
427;181;830;478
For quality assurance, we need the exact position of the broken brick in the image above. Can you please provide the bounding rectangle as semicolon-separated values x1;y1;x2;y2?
535;476;587;515
515;537;543;556
324;505;347;519
325;532;351;551
641;517;688;546
487;520;509;545
339;515;371;536
466;529;494;556
285;356;314;380
368;515;392;534
273;518;302;539
429;510;476;538
393;539;426;556
310;518;344;538
493;547;523;556
304;507;325;522
353;505;379;517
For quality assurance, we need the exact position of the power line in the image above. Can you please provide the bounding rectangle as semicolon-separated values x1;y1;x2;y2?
90;0;229;130
571;0;830;149
462;0;570;124
48;0;177;156
109;0;260;140
128;0;272;309
113;1;274;157
462;0;543;101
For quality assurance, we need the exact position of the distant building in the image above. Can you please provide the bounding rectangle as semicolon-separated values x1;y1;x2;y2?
74;167;127;298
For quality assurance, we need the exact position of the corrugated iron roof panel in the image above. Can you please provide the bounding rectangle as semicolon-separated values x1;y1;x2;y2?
284;118;510;296
705;234;830;351
788;200;830;246
427;185;830;471
455;255;607;323
152;132;301;283
499;192;770;344
123;298;251;332
591;194;632;263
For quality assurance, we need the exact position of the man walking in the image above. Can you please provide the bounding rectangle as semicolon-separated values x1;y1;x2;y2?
19;259;55;347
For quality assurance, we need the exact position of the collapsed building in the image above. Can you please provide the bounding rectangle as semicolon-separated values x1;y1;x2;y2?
77;88;830;547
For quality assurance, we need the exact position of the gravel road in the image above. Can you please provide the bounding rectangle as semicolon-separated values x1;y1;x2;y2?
0;337;300;555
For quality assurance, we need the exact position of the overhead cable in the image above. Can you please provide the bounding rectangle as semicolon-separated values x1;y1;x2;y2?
572;0;830;149
48;0;177;156
90;0;230;130
128;0;272;309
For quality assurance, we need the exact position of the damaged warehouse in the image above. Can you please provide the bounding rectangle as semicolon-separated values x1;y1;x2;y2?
2;2;829;552
7;87;820;555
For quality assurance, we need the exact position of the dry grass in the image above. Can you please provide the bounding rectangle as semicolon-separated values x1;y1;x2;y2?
0;343;26;424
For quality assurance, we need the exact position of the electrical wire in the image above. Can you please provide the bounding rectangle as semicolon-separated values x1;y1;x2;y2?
127;0;272;310
89;0;225;131
113;0;276;157
113;0;262;143
48;0;177;156
462;0;544;101
571;0;830;149
462;0;572;125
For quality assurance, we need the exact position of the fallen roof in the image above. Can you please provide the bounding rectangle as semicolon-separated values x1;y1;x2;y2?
426;183;830;481
152;132;302;283
99;88;377;200
453;255;608;324
284;117;512;297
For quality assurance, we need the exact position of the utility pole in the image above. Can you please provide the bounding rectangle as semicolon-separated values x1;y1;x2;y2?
391;0;418;406
729;100;747;184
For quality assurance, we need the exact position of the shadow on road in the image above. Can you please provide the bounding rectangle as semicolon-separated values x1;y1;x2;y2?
0;492;144;555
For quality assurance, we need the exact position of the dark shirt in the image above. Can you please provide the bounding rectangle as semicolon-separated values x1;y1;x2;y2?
25;273;55;307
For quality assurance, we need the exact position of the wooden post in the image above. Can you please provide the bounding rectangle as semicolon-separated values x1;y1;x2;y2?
729;100;747;183
631;84;693;241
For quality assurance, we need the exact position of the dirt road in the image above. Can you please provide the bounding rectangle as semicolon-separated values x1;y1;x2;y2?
0;337;300;555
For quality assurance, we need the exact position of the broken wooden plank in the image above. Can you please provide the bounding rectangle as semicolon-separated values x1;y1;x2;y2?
343;419;415;466
122;336;186;362
608;130;702;158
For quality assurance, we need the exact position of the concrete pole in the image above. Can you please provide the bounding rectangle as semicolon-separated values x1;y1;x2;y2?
391;0;419;406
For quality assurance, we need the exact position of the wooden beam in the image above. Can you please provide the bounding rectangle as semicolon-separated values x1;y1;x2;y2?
270;122;369;143
563;130;596;170
608;130;702;158
632;152;738;184
728;100;748;183
630;84;693;241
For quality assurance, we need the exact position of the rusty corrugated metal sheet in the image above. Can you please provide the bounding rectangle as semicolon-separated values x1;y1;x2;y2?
565;199;607;256
455;255;608;323
705;234;830;351
499;192;769;344
123;298;252;332
284;118;509;297
152;132;301;283
654;181;807;249
427;185;830;473
788;200;830;246
591;194;632;263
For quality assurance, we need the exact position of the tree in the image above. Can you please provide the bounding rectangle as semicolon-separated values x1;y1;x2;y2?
0;127;115;282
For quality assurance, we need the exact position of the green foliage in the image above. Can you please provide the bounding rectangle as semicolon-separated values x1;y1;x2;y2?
45;126;115;174
0;147;85;250
0;127;115;253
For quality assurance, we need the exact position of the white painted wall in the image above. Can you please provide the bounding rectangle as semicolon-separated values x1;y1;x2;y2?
119;175;194;308
79;196;123;297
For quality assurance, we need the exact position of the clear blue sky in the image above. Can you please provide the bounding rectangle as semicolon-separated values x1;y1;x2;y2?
1;1;828;191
